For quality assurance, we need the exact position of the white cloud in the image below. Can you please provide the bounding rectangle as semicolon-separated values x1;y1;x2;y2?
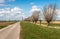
0;0;5;3
11;7;23;14
0;8;11;14
0;0;15;3
0;0;15;6
30;5;40;17
0;0;6;6
0;4;7;6
0;7;26;20
0;14;4;16
56;9;60;14
57;15;60;17
56;9;60;19
30;5;40;13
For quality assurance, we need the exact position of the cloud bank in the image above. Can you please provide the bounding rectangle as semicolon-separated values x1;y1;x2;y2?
0;7;25;20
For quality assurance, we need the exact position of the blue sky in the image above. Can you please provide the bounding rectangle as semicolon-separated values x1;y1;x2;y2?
0;0;60;20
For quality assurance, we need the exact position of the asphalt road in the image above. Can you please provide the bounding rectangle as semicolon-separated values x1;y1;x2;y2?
0;22;20;39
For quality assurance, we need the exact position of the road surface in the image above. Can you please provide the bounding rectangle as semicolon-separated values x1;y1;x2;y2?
0;22;20;39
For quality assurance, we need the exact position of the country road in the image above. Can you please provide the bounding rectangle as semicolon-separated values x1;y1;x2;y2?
0;22;20;39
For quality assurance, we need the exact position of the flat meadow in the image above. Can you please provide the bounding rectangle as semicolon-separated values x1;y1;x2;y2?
0;21;17;29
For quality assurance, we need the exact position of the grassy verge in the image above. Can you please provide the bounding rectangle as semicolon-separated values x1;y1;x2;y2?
37;21;60;26
49;23;60;26
20;21;60;39
0;26;7;29
41;23;60;26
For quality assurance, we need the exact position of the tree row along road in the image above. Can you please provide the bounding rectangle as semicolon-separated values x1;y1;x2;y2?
0;22;20;39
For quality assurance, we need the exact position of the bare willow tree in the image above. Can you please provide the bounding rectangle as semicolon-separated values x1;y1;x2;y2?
32;11;40;23
43;4;56;26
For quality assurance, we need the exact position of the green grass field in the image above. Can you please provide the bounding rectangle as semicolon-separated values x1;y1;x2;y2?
20;21;60;39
